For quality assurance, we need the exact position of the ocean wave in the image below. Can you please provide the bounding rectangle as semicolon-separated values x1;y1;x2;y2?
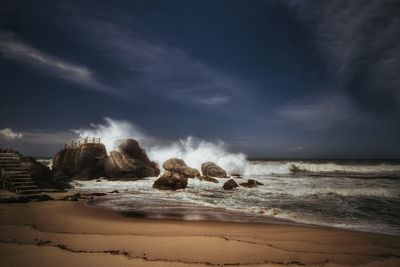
244;160;400;176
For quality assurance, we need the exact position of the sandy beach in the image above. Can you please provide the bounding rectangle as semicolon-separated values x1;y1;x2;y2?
0;193;398;267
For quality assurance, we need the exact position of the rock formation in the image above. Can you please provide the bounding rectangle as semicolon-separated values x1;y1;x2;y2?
52;139;159;181
153;171;188;190
201;162;227;178
223;179;239;190
162;158;200;178
52;143;107;180
153;158;200;190
198;176;219;183
239;179;264;188
20;156;68;189
104;140;159;178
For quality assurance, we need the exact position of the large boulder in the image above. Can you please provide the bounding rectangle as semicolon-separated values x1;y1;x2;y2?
104;139;159;179
223;179;239;190
105;150;159;179
153;171;188;190
52;143;107;180
201;162;227;178
162;158;200;178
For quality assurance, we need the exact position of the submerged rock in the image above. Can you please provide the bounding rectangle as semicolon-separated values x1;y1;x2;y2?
198;176;219;183
223;179;239;190
153;171;188;190
239;179;264;188
162;158;200;178
201;162;227;178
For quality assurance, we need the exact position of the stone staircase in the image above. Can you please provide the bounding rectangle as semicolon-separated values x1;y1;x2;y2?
0;150;41;197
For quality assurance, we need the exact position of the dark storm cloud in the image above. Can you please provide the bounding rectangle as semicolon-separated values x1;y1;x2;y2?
287;0;400;110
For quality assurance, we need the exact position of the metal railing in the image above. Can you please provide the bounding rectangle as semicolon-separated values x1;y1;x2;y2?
64;137;101;149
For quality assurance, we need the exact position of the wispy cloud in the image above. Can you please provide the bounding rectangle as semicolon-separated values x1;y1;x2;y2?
0;128;23;140
82;21;245;106
276;94;356;129
287;0;400;110
0;31;108;92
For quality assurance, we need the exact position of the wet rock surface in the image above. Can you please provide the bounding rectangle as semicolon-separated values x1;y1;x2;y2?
223;179;239;190
201;162;227;178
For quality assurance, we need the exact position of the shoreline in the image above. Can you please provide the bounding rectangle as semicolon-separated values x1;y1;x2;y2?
0;193;399;266
85;190;400;238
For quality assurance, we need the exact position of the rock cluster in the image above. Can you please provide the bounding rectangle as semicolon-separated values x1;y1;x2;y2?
153;158;200;190
162;158;200;178
52;139;159;181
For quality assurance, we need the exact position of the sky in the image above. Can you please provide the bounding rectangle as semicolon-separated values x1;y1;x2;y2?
0;0;399;158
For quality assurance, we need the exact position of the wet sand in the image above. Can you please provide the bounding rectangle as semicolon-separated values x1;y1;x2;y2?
0;192;399;267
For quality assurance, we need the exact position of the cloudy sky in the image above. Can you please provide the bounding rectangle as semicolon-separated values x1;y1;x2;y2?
0;0;399;158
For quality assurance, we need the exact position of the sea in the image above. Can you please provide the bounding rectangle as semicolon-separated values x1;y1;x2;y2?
63;159;400;236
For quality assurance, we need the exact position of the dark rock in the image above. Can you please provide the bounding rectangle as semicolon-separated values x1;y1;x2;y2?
104;139;160;179
198;176;219;183
230;173;242;178
62;193;81;201
162;158;200;178
153;171;188;190
83;192;107;197
53;143;107;180
289;164;306;174
52;139;160;181
109;190;119;193
20;157;55;188
240;179;263;188
223;179;239;190
0;195;30;203
201;162;227;178
30;194;54;202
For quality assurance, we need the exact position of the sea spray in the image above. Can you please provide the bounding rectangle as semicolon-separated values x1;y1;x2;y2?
74;117;248;174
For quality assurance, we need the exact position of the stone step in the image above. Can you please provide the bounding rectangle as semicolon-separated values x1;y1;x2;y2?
3;172;29;177
0;154;19;157
12;181;36;187
0;163;22;166
8;176;31;180
0;160;20;163
2;164;24;167
15;185;39;191
3;173;30;177
16;189;41;195
0;158;19;161
3;169;27;172
9;178;33;183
